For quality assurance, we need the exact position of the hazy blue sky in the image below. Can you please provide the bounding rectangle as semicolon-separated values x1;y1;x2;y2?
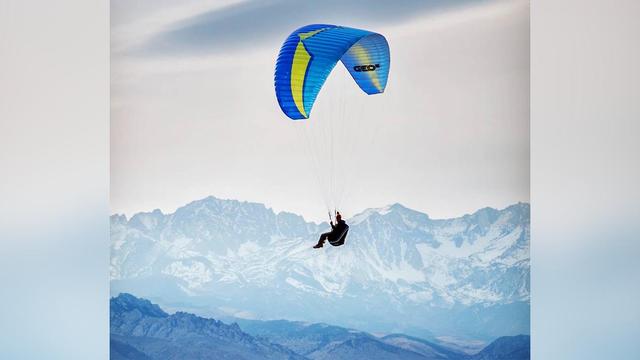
111;0;529;222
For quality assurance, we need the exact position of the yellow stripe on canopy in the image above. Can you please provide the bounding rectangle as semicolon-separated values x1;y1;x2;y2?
290;27;333;118
291;41;311;118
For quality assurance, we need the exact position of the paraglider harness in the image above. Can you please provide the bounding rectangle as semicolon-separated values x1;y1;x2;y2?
327;211;349;246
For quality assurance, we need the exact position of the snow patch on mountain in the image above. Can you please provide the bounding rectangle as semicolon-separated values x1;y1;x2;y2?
162;260;212;289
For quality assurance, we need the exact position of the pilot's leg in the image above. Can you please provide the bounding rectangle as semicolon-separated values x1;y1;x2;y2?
313;232;330;248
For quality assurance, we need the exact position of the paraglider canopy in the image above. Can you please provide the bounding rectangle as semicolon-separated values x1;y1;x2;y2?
275;24;390;120
274;24;391;218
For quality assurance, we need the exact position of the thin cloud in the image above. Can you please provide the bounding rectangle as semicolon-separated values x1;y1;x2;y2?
130;0;488;56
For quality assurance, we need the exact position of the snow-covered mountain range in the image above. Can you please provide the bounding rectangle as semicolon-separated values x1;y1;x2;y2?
111;196;529;340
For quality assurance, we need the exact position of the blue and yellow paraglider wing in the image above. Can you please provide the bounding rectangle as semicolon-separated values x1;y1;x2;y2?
274;24;390;120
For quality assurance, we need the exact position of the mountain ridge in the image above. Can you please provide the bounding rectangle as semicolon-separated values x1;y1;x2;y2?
110;293;530;360
110;293;306;360
111;195;527;225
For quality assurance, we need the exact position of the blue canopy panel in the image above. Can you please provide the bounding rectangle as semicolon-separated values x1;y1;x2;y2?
275;24;390;120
